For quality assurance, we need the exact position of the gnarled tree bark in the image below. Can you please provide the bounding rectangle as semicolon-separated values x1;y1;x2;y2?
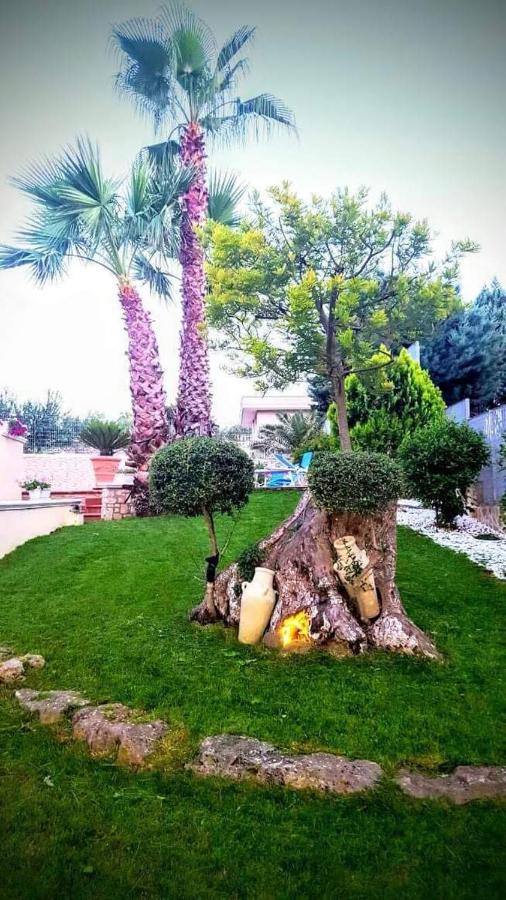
190;493;440;660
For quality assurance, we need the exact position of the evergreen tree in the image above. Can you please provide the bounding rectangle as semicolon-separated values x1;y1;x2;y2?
422;280;506;414
307;375;332;415
328;348;445;456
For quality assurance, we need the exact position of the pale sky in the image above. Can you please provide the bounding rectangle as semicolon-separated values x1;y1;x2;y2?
0;0;505;425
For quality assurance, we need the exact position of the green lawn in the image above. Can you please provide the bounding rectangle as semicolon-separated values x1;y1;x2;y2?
0;491;504;899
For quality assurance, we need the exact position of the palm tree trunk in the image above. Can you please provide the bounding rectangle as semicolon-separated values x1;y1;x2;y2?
118;279;168;474
175;121;212;437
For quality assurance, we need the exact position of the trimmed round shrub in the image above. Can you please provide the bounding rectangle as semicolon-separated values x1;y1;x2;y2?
308;451;404;515
399;419;490;527
149;437;254;518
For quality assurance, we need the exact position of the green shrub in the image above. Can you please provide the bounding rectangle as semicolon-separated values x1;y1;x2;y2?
399;419;490;527
350;409;406;457
293;433;338;462
150;437;254;520
308;451;404;515
80;418;130;456
328;347;445;457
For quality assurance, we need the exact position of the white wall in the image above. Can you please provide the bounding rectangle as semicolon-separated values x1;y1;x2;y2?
0;500;83;558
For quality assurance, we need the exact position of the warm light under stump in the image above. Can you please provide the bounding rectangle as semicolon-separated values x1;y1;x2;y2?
278;610;312;650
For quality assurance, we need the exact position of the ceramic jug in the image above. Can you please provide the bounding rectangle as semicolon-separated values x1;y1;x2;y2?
238;567;277;644
333;536;380;621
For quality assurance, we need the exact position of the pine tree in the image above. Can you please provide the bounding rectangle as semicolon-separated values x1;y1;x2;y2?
422;281;506;414
327;348;445;456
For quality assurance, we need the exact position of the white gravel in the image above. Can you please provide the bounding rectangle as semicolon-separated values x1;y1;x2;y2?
397;501;506;580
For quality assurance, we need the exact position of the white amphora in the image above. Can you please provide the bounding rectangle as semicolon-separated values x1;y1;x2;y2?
238;567;277;645
333;536;380;621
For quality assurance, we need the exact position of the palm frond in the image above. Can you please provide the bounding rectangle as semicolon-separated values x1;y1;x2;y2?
0;244;67;284
235;94;296;131
126;159;152;218
124;156;190;255
217;26;255;71
145;139;181;166
132;253;174;299
202;94;296;145
11;154;65;209
207;170;245;227
55;138;118;239
112;17;175;126
218;58;250;94
160;2;216;76
17;211;81;253
14;139;118;243
111;17;171;69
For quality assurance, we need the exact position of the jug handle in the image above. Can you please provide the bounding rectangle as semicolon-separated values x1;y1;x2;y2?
241;581;249;593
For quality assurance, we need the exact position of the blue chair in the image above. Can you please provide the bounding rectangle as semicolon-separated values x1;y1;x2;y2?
299;452;313;472
266;471;294;488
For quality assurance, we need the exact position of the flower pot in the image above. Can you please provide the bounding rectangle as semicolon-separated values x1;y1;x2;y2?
333;536;380;621
28;489;42;500
90;456;121;485
40;489;51;499
238;567;277;645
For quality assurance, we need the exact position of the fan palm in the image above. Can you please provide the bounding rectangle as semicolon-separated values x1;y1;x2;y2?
252;412;324;457
112;2;296;438
0;137;193;477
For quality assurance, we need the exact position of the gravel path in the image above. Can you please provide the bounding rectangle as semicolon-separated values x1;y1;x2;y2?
398;501;506;580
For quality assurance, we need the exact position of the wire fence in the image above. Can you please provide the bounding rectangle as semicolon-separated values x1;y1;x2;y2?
24;424;89;454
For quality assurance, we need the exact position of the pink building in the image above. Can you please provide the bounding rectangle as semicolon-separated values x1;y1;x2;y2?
240;391;312;440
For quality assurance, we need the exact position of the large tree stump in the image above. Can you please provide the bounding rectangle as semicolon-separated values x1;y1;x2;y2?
190;493;440;659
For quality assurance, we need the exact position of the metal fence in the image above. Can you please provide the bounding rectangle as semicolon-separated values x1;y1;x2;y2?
24;424;89;454
446;401;505;504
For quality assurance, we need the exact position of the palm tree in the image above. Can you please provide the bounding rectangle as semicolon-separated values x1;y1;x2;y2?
0;138;192;483
252;412;324;457
112;2;296;438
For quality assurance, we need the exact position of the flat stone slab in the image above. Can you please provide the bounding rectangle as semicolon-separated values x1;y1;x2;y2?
15;689;89;724
397;767;506;804
0;654;45;684
72;703;168;767
189;735;382;794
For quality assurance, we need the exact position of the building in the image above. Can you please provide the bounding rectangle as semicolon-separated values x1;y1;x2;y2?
240;390;312;441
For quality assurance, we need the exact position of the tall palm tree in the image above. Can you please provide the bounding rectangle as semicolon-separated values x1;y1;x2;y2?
0;138;192;484
112;2;296;438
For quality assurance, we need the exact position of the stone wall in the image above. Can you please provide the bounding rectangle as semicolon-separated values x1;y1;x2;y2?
101;485;135;521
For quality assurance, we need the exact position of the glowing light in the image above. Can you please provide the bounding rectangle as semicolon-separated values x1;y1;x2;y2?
279;610;311;648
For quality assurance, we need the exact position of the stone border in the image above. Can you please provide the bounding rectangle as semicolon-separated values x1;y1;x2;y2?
2;650;505;799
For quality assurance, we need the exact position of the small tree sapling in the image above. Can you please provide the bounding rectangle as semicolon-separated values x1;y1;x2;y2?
150;437;254;621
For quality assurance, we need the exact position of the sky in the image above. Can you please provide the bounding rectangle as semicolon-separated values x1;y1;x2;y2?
0;0;505;425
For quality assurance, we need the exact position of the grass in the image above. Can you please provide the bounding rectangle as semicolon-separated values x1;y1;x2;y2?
0;491;504;899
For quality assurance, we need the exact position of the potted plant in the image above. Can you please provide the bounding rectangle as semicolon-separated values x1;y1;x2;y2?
22;480;42;500
39;481;51;499
80;419;130;484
